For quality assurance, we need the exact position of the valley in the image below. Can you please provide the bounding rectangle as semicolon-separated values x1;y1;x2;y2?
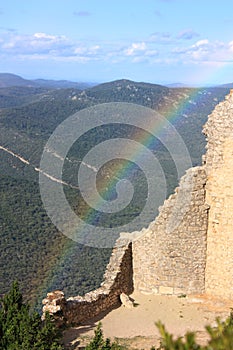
0;74;230;307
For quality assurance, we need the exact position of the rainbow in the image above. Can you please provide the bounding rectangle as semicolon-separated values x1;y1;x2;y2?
77;86;210;227
35;82;229;306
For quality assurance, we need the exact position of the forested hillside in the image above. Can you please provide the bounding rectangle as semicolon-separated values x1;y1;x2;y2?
0;78;229;307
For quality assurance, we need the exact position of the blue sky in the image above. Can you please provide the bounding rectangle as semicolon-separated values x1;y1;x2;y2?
0;0;233;85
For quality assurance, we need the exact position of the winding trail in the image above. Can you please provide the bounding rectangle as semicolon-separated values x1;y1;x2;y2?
0;145;79;189
0;145;30;165
0;144;123;191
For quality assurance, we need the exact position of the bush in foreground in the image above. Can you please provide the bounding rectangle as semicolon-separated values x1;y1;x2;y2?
0;281;63;349
87;312;233;350
156;310;233;350
85;322;123;350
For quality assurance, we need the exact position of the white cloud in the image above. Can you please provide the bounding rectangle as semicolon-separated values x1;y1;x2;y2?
228;41;233;52
74;45;100;57
0;30;233;69
34;33;59;40
123;42;159;63
0;32;72;55
172;38;233;64
149;32;173;44
2;41;15;49
193;39;209;47
0;31;103;61
125;42;147;56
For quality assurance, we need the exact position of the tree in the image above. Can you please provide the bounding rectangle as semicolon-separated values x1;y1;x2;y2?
0;281;63;349
85;323;123;350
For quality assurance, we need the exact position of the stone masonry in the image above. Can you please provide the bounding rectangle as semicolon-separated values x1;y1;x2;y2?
203;91;233;299
133;166;208;295
43;90;233;325
42;238;133;326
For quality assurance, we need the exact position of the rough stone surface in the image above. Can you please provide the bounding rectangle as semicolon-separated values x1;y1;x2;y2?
42;238;133;326
120;293;134;309
133;166;208;295
42;90;233;325
133;90;233;299
203;89;233;299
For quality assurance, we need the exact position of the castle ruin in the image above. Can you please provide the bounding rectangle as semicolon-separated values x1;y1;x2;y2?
43;90;233;325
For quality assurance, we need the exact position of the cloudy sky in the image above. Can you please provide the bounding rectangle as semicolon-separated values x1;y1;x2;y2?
0;0;233;85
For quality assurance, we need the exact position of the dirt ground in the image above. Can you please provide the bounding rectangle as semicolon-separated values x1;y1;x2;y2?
63;291;232;349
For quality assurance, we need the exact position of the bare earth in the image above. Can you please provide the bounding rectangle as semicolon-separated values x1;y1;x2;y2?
63;292;232;349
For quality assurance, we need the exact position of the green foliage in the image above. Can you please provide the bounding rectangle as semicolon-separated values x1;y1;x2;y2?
206;311;233;350
156;311;233;350
85;323;123;350
156;321;201;350
0;281;63;349
0;82;230;305
0;174;111;306
0;86;50;108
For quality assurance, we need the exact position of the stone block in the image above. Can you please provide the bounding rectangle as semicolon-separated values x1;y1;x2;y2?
152;287;159;294
159;286;174;295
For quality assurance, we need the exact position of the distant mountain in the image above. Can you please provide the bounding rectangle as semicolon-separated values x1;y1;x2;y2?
85;79;169;107
165;82;230;88
0;73;96;90
88;78;167;92
0;73;37;88
218;83;233;88
0;77;230;305
33;78;96;90
165;83;190;88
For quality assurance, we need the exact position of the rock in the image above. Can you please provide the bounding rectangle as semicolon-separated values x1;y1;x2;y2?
120;293;134;309
42;290;65;306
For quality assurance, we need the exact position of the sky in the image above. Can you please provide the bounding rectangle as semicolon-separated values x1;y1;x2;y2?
0;0;233;85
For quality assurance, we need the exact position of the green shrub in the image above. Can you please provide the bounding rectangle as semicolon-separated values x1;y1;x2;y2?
84;313;233;350
0;281;63;349
156;311;233;350
85;323;123;350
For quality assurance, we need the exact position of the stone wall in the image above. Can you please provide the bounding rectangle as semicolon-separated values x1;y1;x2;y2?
42;90;233;325
42;238;133;326
133;90;233;299
203;91;233;299
133;166;208;295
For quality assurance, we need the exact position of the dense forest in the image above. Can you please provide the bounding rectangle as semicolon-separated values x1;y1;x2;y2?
0;77;230;307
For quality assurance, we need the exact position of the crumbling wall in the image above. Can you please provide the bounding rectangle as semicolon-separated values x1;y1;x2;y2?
42;91;233;326
42;238;133;326
203;91;233;299
133;166;208;295
132;90;233;299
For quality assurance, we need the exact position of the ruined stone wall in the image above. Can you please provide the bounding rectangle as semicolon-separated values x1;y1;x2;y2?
42;238;133;326
42;91;233;326
203;91;233;299
133;90;233;299
133;166;208;295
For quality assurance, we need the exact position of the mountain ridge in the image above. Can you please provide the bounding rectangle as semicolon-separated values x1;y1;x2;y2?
0;73;96;90
1;73;232;90
0;77;230;306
